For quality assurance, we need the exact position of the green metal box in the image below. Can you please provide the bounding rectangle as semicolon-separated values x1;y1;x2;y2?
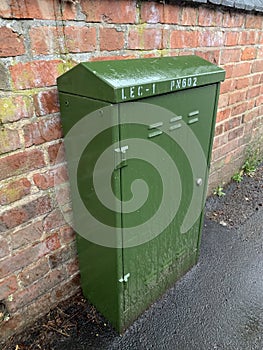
57;56;225;332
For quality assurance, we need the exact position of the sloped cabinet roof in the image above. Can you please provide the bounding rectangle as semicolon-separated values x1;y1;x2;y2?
57;56;225;103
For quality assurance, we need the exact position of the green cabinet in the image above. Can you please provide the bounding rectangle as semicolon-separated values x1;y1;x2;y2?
57;56;225;332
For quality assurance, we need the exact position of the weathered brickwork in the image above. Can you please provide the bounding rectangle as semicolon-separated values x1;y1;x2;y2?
0;0;262;342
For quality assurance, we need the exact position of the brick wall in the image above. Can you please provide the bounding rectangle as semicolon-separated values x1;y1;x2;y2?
0;0;262;342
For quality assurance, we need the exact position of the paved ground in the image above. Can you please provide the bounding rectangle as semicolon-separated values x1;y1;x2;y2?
53;207;263;350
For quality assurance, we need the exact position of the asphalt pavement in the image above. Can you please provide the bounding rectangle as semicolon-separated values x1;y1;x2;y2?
57;208;263;350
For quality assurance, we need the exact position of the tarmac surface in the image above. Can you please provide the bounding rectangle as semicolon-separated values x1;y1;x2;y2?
55;206;263;350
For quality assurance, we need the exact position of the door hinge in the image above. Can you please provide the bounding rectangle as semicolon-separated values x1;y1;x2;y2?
114;145;128;169
119;273;130;283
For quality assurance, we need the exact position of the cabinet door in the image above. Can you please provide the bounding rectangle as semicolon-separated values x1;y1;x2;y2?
119;84;218;325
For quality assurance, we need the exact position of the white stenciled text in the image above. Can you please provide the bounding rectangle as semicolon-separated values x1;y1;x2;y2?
170;77;197;91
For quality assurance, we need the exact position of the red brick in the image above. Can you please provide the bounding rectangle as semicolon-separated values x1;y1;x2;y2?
51;274;80;303
22;293;52;323
251;73;263;85
33;89;59;117
239;31;257;45
100;28;125;51
257;47;263;59
195;50;220;65
246;14;263;29
66;257;79;276
231;102;249;117
215;124;223;136
140;4;180;25
8;268;66;312
128;28;163;50
43;209;66;231
220;49;241;65
235;77;250;90
33;165;68;190
23;116;63;147
0;0;10;17
228;127;244;142
224;116;242;131
218;94;229;109
247;86;261;99
243;109;259;123
163;4;180;24
0;0;76;20
48;243;76;269
252;60;263;73
225;32;239;46
0;178;31;205
220;78;235;94
0;238;53;279
30;27;60;55
198;8;223;27
12;220;43;250
60;225;76;244
58;1;78;20
223;12;244;28
181;7;197;26
48;141;66;165
54;183;71;207
199;30;224;47
0;238;10;259
247;99;256;111
141;1;163;24
0;128;21;154
0;276;18;300
160;28;170;49
0;95;33;123
18;258;50;287
241;47;257;61
64;27;96;53
212;139;239;161
0;27;25;57
212;134;228;149
256;94;263;107
170;30;198;49
10;60;61;89
216;108;231;122
229;90;247;105
224;64;234;79
81;0;137;23
0;313;24;343
0;149;45;181
232;62;251;77
0;195;52;231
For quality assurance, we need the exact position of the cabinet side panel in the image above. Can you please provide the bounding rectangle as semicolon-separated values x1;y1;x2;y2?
59;94;124;330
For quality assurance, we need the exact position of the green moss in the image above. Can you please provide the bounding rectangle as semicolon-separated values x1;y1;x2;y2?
3;186;19;203
58;59;77;76
0;97;17;123
160;49;169;57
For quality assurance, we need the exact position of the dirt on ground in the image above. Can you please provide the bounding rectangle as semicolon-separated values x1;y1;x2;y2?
206;163;263;228
2;164;263;350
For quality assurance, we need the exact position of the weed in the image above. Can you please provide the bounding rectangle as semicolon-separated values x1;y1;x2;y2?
213;185;225;197
232;171;243;183
242;139;263;176
242;159;258;176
